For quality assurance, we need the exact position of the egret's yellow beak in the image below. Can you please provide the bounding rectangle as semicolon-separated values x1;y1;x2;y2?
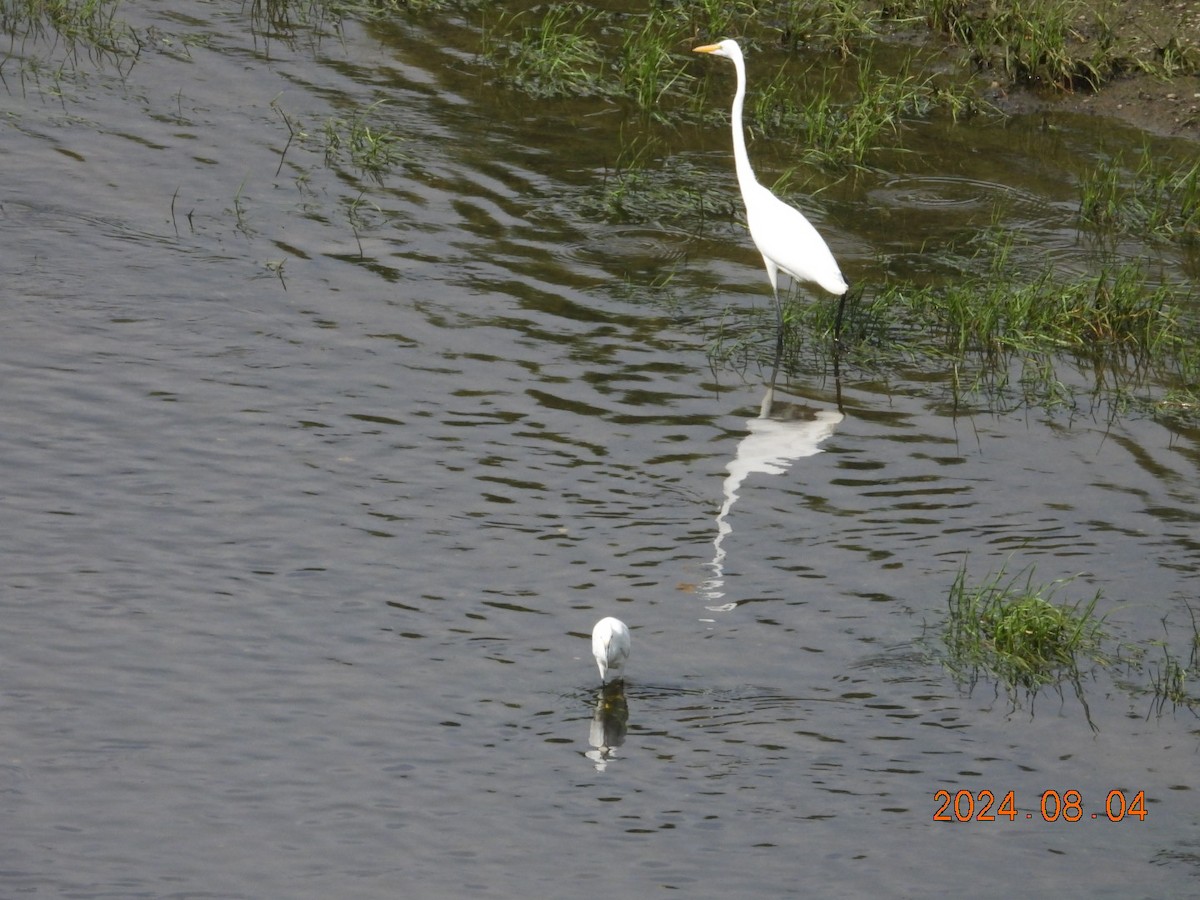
692;44;721;54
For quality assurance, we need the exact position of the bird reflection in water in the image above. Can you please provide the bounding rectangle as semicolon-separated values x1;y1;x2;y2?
585;680;629;772
702;385;843;611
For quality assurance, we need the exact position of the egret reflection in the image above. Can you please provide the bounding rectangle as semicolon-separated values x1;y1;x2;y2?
703;386;843;611
585;680;629;771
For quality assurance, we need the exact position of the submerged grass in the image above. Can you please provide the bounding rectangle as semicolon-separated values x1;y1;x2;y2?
1079;147;1200;243
883;247;1187;358
483;4;608;99
578;132;723;224
273;96;411;182
751;51;982;168
1114;605;1200;719
1;0;138;70
747;226;1200;424
1144;606;1200;717
322;101;410;182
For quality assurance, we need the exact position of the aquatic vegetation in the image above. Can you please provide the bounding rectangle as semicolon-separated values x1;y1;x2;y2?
579;134;718;224
323;101;410;182
871;231;1193;356
483;4;608;99
0;0;138;69
842;232;1200;422
1119;606;1200;718
1079;148;1200;243
750;52;980;168
1147;651;1194;717
481;3;986;141
271;96;410;182
661;0;756;41
616;11;694;114
777;0;886;58
942;562;1106;696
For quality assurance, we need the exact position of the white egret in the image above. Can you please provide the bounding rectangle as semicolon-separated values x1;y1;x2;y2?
591;617;631;684
693;39;849;378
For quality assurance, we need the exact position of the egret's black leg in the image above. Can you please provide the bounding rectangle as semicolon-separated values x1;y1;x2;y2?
770;289;784;389
834;290;848;342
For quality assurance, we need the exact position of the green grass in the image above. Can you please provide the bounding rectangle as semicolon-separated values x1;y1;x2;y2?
939;564;1200;722
867;229;1193;357
935;563;1200;721
1080;147;1200;243
483;4;608;99
322;101;409;182
616;11;694;114
748;50;982;168
785;0;889;57
1;0;137;67
272;96;410;182
834;231;1200;422
893;0;1200;88
1139;33;1200;80
888;0;1126;90
942;562;1106;696
666;0;755;41
1134;606;1200;717
482;4;990;161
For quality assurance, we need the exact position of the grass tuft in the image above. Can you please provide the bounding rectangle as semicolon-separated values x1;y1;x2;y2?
323;101;409;182
943;561;1106;696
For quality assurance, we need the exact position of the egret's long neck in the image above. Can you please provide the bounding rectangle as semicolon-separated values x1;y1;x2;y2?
728;52;758;191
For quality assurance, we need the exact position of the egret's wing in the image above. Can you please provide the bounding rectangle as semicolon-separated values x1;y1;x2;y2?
744;185;846;295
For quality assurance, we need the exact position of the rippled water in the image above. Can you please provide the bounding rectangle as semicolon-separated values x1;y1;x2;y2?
2;5;1198;897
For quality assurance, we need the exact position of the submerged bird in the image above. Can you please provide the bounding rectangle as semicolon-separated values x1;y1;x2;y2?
692;39;849;377
591;617;631;684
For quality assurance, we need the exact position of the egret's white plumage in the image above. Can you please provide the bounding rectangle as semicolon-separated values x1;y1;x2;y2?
591;617;631;684
693;39;849;368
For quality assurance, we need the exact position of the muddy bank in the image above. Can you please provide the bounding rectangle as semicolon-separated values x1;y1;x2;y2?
998;0;1200;140
1056;74;1200;139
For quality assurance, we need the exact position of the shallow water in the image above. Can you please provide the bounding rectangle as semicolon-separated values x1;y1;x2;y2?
2;5;1198;897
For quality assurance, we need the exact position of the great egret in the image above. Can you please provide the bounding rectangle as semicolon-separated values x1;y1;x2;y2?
693;39;849;378
591;617;631;684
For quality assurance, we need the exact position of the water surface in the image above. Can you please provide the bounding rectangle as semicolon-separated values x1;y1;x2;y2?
1;5;1198;897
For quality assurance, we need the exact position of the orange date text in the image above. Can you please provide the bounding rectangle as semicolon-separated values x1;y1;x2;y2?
933;789;1147;822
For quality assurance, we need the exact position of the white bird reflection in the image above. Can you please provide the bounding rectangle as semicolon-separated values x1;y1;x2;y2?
585;681;629;771
702;386;843;611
